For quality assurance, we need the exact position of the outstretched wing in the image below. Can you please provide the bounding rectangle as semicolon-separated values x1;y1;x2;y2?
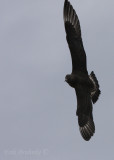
64;0;87;74
75;86;95;141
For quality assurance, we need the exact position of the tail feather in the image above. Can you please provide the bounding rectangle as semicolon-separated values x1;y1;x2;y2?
78;114;95;141
89;71;101;104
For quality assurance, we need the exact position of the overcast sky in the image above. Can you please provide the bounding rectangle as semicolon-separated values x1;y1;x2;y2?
0;0;114;160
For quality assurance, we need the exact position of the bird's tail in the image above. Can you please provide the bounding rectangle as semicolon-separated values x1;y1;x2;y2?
89;71;101;104
78;114;95;141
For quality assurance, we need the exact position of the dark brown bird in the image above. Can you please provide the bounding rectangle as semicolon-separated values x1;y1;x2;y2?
63;0;101;141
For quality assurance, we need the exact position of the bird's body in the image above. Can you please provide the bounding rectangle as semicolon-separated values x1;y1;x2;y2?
63;0;101;141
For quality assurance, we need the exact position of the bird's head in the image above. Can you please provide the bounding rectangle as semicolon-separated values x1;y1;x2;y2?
65;74;71;84
65;74;76;88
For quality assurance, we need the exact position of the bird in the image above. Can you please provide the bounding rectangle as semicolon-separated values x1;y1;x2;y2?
63;0;101;141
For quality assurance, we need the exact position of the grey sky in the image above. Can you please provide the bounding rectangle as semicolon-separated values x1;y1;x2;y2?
0;0;114;159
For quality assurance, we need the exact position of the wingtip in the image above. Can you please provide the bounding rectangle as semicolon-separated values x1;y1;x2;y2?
64;0;72;23
79;120;95;141
64;0;68;9
63;0;81;37
78;115;95;141
65;0;68;3
63;0;69;21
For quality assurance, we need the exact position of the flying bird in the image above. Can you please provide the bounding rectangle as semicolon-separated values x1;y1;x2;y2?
63;0;101;141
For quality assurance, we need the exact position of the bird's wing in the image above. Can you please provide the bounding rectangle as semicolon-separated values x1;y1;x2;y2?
64;0;87;74
75;86;95;141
